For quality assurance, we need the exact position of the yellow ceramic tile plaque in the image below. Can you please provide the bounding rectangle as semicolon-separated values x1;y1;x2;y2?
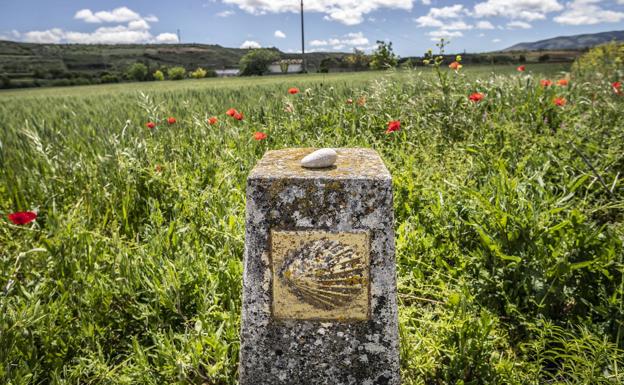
271;230;370;321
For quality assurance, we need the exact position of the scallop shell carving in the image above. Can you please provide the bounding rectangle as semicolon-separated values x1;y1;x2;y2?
278;239;367;310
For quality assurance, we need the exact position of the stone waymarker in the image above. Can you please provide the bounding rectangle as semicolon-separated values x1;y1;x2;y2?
240;148;399;385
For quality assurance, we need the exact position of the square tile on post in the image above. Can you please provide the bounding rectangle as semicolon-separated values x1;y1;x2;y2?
240;148;399;385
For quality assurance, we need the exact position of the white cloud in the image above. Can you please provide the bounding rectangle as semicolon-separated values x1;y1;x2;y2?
476;20;495;29
240;40;261;48
443;21;473;30
128;19;150;30
74;7;142;23
415;15;444;27
19;7;178;45
307;32;369;50
23;28;65;43
427;30;463;41
421;0;431;4
492;38;502;42
155;33;179;43
429;4;466;18
415;4;473;29
507;21;532;29
274;30;286;38
554;0;624;25
63;26;154;44
310;39;328;46
342;32;369;45
222;0;413;25
216;10;235;17
0;30;21;41
473;0;563;21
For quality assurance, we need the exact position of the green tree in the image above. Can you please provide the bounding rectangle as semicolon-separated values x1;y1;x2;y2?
153;70;165;81
190;67;207;79
344;49;370;71
370;40;398;70
168;66;186;80
126;62;148;81
239;49;279;76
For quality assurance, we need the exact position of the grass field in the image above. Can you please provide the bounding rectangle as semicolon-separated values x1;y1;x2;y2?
1;63;623;384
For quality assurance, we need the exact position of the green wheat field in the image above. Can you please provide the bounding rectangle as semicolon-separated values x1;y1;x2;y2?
1;61;623;384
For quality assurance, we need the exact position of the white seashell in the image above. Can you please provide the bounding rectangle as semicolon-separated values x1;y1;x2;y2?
301;148;337;169
279;239;367;310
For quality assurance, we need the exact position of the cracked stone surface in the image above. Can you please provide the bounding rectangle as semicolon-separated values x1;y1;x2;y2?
239;148;400;385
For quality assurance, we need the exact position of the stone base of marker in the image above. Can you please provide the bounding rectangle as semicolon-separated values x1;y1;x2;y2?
239;148;400;385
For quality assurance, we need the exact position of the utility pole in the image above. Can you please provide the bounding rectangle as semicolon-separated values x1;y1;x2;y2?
300;0;307;73
177;29;181;44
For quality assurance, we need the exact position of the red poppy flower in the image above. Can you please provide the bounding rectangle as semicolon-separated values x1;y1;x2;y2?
386;120;401;134
146;122;156;129
288;87;300;94
233;112;243;121
226;108;237;117
469;92;485;103
517;65;526;72
540;79;553;87
553;97;567;106
346;98;353;104
556;79;569;86
167;117;176;124
253;132;267;141
448;61;462;70
613;81;622;94
208;116;218;125
8;211;37;225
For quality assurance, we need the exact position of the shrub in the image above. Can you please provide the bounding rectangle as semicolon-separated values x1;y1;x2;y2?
100;74;119;83
190;67;207;79
126;62;148;81
370;40;398;70
239;49;279;76
153;70;165;81
168;66;186;80
572;41;624;80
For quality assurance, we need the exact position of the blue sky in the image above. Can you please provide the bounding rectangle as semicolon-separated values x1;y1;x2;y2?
1;0;623;56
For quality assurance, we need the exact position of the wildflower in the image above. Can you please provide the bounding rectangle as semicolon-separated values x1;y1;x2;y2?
8;211;37;225
613;81;622;94
226;108;237;117
233;112;244;121
448;61;462;70
541;79;553;87
155;164;163;173
469;92;485;103
253;132;267;141
517;65;526;72
208;116;218;125
553;97;566;106
167;117;176;124
346;98;353;104
556;79;569;86
146;122;156;129
386;120;401;134
288;87;300;94
357;97;366;106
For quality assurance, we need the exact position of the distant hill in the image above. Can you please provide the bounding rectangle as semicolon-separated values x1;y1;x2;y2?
504;30;624;52
0;40;345;84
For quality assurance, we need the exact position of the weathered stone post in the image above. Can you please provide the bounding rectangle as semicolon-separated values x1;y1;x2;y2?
240;148;399;385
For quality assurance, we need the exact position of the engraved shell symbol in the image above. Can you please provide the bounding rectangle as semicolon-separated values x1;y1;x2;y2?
279;239;367;310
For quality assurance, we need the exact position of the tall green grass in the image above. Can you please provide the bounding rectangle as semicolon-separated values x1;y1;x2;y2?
1;65;622;384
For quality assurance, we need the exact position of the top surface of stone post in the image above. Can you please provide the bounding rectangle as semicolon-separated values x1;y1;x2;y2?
249;147;391;180
240;147;399;385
